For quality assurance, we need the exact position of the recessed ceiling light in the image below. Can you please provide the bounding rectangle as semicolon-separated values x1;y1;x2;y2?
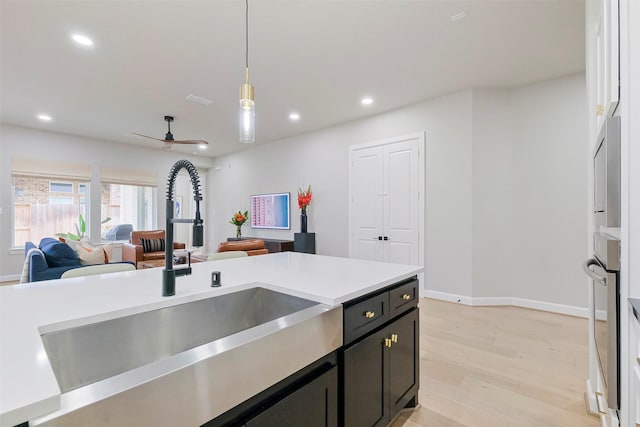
361;97;373;106
71;34;93;46
199;144;207;150
289;112;300;121
450;11;467;22
37;114;52;122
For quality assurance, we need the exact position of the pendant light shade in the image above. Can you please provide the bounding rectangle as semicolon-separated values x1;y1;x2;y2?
239;0;255;143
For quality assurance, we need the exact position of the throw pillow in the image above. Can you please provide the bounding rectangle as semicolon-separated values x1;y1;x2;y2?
39;238;81;267
140;238;165;253
76;245;106;266
102;243;114;263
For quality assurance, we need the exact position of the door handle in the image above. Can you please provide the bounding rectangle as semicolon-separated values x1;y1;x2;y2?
383;236;388;241
583;259;607;285
391;334;398;343
378;236;383;241
385;338;392;348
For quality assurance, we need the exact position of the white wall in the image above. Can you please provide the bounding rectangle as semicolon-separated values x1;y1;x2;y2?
471;89;513;298
208;90;474;297
0;124;214;279
2;74;587;312
209;74;588;308
510;74;588;307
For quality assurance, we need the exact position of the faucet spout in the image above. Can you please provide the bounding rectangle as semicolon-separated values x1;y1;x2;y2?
163;160;203;297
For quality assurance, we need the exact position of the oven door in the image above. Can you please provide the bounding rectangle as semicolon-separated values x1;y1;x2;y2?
584;257;619;409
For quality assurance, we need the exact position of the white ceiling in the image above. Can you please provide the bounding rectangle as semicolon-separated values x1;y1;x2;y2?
0;1;585;158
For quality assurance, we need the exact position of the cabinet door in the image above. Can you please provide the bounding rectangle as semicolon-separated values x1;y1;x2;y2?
388;308;419;417
246;366;337;427
343;327;389;427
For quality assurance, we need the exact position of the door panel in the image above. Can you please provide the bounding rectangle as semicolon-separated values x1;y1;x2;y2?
343;327;389;427
350;147;384;261
389;309;419;417
384;140;419;264
387;241;413;265
246;366;337;427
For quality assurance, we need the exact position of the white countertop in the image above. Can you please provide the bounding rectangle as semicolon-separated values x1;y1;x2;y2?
0;252;422;426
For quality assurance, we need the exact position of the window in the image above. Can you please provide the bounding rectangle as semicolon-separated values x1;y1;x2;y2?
12;158;91;246
13;176;88;246
101;183;156;235
49;182;74;193
11;158;158;246
100;167;157;237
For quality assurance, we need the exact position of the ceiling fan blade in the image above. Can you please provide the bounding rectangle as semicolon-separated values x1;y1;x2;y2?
133;117;208;147
170;139;210;145
132;132;168;143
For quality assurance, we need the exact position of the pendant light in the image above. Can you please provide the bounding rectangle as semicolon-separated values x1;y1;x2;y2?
239;0;255;143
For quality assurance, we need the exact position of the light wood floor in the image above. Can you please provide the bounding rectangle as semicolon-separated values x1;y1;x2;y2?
391;298;599;427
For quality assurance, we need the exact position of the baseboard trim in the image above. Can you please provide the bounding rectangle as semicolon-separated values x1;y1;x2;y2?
422;289;600;319
0;274;20;283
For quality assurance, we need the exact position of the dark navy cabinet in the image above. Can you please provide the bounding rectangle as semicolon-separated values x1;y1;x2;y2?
341;277;419;427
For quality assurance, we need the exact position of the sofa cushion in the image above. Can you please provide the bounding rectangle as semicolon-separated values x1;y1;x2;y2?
76;245;106;265
131;230;165;246
142;251;166;261
140;238;165;253
39;238;81;267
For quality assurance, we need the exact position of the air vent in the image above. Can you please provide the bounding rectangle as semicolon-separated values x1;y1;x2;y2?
450;11;466;22
186;94;213;105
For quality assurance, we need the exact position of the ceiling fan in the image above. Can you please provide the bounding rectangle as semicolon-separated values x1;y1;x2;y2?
133;116;209;147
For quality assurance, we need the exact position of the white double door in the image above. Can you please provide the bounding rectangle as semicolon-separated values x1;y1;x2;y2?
348;133;423;264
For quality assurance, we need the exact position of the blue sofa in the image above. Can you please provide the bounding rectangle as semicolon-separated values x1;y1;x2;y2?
24;238;133;282
25;239;84;282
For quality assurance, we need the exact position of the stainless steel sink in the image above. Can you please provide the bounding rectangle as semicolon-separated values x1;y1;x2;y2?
34;286;343;426
41;287;320;393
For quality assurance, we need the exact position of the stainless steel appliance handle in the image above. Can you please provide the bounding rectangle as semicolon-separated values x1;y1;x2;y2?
583;258;607;285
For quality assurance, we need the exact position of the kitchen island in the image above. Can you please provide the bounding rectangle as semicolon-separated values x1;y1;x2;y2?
0;252;423;427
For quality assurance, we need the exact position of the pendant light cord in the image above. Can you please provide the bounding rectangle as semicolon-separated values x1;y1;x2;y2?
245;0;249;69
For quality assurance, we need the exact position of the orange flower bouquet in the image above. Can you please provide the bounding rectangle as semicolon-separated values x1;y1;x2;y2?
230;210;249;238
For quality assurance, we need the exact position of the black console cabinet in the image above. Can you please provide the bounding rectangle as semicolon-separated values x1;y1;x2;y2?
227;237;294;253
341;277;419;427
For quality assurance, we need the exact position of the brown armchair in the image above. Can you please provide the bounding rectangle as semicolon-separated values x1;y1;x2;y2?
216;239;268;256
122;230;186;268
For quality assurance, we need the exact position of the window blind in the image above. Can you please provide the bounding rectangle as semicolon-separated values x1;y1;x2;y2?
100;167;157;187
11;157;91;181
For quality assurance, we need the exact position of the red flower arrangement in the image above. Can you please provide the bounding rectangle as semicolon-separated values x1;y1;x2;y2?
230;210;249;238
298;185;312;213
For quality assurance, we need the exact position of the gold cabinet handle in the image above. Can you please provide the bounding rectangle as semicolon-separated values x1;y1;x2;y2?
596;104;605;116
391;333;398;343
364;311;375;319
402;294;411;301
385;338;392;348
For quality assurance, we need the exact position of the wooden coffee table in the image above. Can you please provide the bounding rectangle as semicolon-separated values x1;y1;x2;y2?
137;259;166;269
137;255;207;270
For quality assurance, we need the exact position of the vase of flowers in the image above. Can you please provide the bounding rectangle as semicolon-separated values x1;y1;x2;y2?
230;210;249;238
298;185;312;233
